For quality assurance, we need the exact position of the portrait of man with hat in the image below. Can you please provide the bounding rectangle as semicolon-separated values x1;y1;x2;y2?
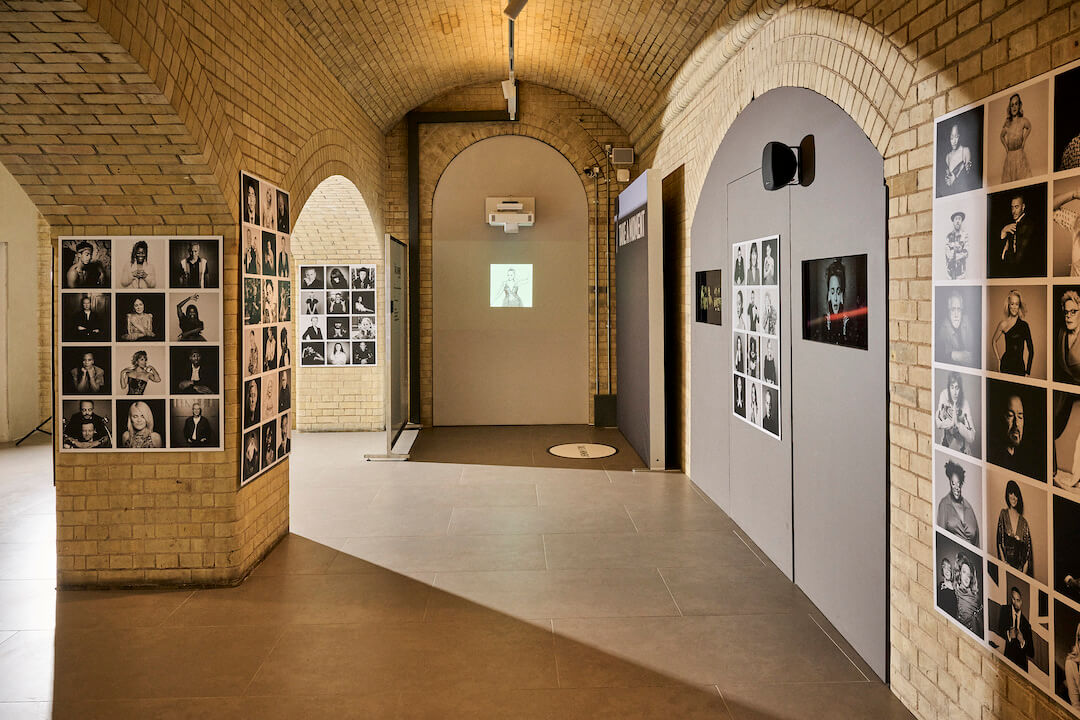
946;209;970;280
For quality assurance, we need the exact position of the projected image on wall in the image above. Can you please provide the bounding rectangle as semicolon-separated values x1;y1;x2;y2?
491;264;532;307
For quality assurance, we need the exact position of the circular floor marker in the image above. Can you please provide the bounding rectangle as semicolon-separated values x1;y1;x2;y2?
547;443;618;459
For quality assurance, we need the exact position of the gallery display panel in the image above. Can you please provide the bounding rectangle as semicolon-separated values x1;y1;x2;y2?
297;263;378;367
57;235;224;452
240;171;293;486
731;235;781;439
931;57;1080;713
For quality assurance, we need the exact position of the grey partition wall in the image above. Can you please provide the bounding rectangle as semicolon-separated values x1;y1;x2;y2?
690;87;888;680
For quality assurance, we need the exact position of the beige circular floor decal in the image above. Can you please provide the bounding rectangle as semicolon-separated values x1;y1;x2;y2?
547;443;618;459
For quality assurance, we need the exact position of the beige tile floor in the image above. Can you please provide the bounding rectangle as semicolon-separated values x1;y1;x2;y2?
0;431;915;719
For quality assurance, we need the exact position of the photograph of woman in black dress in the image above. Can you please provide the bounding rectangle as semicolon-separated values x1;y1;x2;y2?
991;290;1033;376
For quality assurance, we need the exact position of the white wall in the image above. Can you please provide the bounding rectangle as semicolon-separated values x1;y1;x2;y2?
0;162;42;442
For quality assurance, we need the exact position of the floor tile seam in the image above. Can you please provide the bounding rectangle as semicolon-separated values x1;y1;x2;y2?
730;529;768;568
422;573;436;621
541;534;550;570
713;684;736;719
655;568;684;617
157;590;198;626
238;624;290;698
0;631;17;649
806;612;870;682
623;505;641;534
550;618;562;689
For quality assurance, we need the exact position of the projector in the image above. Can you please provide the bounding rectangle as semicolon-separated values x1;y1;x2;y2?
486;197;535;233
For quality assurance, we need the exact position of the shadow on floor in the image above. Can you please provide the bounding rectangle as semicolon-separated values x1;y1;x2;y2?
408;425;646;470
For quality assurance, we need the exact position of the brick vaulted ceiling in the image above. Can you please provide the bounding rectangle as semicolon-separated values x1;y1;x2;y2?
281;0;729;135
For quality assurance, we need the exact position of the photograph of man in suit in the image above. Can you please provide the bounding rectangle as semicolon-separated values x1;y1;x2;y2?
302;316;323;340
69;295;106;340
181;401;213;447
997;586;1034;671
998;195;1033;272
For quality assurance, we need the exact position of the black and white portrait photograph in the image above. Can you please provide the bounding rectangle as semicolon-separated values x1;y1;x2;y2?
301;341;326;366
760;288;777;336
263;326;279;371
243;377;261;429
114;293;165;343
301;290;323;316
262;378;278;422
278;281;291;323
327;265;350;290
1053;175;1080;277
115;237;164;289
278;233;291;278
113;346;167;397
61;399;114;450
243;328;262;377
61;292;111;343
328;341;350;366
733;374;746;418
169;346;219;395
351;315;376;340
243;278;261;326
935;531;984;639
169;238;219;289
1053;495;1080;605
327;316;350;341
695;270;722;325
262;278;278;324
243;226;260;276
278;369;291;412
802;254;868;349
352;290;375;315
262;419;279;468
934;368;982;459
261;231;277;277
278;325;292;369
761;337;778;385
986;183;1048;278
733;289;746;330
169;398;218;449
300;265;324;290
62;346;112;396
276;189;290;234
743;241;761;285
1053;599;1080;711
352;341;376;366
986;285;1046;379
934;194;986;281
242;174;260;226
242;426;261;483
278;415;291;458
761;385;779;437
986;80;1049;186
1054;285;1080;386
746;334;759;379
1054;65;1080;173
987;567;1050;686
934;451;982;549
985;377;1046;482
935;285;982;369
746;379;761;426
261;183;276;231
1054;390;1080;497
935;106;984;198
986;468;1048;584
352;264;375;289
115;398;165;449
61;237;111;289
168;292;220;343
301;315;325;341
733;245;746;286
733;332;745;374
326;290;350;315
761;237;778;285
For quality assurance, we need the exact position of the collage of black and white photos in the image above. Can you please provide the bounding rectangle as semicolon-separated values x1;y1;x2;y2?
731;235;781;439
241;171;293;486
298;263;378;367
58;236;224;453
932;59;1080;715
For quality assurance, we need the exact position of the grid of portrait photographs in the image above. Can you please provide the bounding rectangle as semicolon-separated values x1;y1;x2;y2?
801;254;868;350
731;235;781;439
931;58;1080;715
241;171;293;487
695;269;722;325
57;236;224;453
298;264;378;367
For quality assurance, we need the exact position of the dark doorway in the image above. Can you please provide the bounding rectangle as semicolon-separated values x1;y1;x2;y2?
662;166;686;471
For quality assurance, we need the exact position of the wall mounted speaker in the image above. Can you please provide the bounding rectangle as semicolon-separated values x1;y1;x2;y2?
762;141;798;191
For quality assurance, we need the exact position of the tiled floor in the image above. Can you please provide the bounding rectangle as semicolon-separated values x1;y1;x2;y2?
0;431;915;719
408;424;645;469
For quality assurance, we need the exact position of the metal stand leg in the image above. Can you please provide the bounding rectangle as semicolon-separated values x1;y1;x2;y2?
15;416;52;446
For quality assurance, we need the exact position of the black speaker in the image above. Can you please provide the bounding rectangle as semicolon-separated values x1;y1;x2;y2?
762;142;798;191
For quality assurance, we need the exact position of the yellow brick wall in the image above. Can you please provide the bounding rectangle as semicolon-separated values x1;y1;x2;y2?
290;174;384;431
641;2;1080;719
384;81;632;425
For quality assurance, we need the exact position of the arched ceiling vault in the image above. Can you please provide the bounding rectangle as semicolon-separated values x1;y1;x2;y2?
280;0;734;136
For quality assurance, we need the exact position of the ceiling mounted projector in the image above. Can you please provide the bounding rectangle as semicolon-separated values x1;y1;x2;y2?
487;197;535;234
504;0;528;19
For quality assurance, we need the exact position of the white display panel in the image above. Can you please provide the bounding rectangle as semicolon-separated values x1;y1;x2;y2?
57;235;224;452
